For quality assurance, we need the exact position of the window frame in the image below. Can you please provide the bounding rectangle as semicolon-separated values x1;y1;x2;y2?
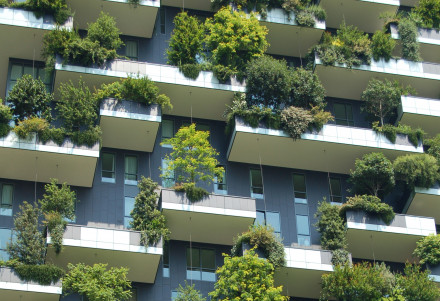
0;183;13;216
124;155;138;185
161;119;174;148
124;40;139;61
255;210;281;237
214;165;227;195
186;246;216;282
0;228;12;261
296;214;311;246
161;158;175;188
293;173;307;204
124;197;135;229
329;177;343;203
101;152;116;183
7;59;53;96
250;168;264;199
333;102;354;126
163;241;170;278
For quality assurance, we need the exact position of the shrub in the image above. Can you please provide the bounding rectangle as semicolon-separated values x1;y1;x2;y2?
130;177;170;245
372;122;425;147
209;250;287;301
0;100;11;137
205;7;268;82
6;74;52;123
315;201;347;251
290;67;326;109
69;126;102;147
167;12;205;79
340;195;395;224
425;134;440;164
231;224;286;268
7;202;46;265
42;27;79;69
295;9;316;27
398;17;421;61
280;106;313;140
331;249;350;266
39;127;66;145
87;12;123;50
174;281;206;301
371;30;396;61
413;0;440;29
397;263;440;301
245;56;292;109
13;117;50;139
175;182;209;202
27;0;71;24
414;234;440;265
349;152;395;199
310;106;334;130
63;263;132;301
393;154;439;188
14;263;64;285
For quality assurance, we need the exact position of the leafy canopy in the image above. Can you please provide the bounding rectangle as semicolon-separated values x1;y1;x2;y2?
289;67;326;109
397;263;440;301
63;263;132;301
393;154;439;188
371;30;396;61
413;234;440;266
340;195;395;225
209;250;287;301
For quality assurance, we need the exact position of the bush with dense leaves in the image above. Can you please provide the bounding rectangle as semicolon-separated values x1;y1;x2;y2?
397;263;440;301
414;234;440;266
425;134;440;165
12;117;50;139
413;0;440;29
372;122;425;147
0;99;12;137
393;154;439;188
398;17;421;61
371;30;396;61
13;263;65;285
315;201;347;251
290;67;326;109
280;106;313;140
340;195;395;225
174;281;206;301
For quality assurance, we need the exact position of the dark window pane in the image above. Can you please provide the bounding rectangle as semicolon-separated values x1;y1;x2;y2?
251;169;262;188
330;177;342;196
334;103;346;121
162;120;174;139
201;249;215;270
187;247;200;269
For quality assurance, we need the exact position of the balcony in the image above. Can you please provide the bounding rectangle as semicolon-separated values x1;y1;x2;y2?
54;58;245;121
100;99;161;152
66;0;159;38
227;117;423;174
0;7;72;98
391;24;440;64
0;267;62;301
314;56;440;100
46;224;162;283
346;210;436;262
319;0;399;33
0;132;99;187
397;95;440;138
274;246;334;299
160;189;256;245
403;183;440;222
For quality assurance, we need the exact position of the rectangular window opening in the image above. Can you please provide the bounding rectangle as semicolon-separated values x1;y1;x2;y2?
334;103;354;126
186;247;215;282
214;166;227;195
102;153;115;183
293;174;307;204
0;184;13;216
329;177;343;203
125;155;138;184
250;169;263;199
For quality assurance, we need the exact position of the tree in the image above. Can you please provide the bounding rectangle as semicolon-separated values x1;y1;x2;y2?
349;152;395;199
398;17;421;62
361;78;413;126
7;202;46;265
174;281;206;301
6;74;53;124
289;67;326;109
315;201;347;251
40;179;77;254
371;30;396;61
0;99;12;137
209;250;287;301
87;11;123;50
245;55;292;109
414;0;440;29
63;263;132;301
204;6;268;82
413;234;440;266
339;195;395;225
393;154;439;188
130;176;170;245
161;124;224;200
397;264;440;301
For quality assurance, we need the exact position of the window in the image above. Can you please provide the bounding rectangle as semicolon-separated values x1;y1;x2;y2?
159;7;166;34
8;61;52;94
0;228;11;261
125;40;138;61
214;166;227;195
124;155;138;184
162;119;174;148
296;214;311;246
255;211;281;237
101;153;115;183
171;291;178;300
162;158;175;188
124;197;135;228
186;247;215;282
334;103;354;126
250;169;263;199
293;174;307;204
0;184;13;216
329;177;342;203
163;241;170;277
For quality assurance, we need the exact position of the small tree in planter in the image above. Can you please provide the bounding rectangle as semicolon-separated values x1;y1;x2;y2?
174;281;206;301
161;124;224;202
339;195;395;225
414;234;440;266
393;154;439;189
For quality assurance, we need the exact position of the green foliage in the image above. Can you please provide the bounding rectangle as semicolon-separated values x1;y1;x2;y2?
26;0;71;24
69;126;102;147
0;100;12;137
315;201;347;251
361;78;414;126
209;250;287;301
372;122;425;147
6;74;52;123
393;154;439;188
175;182;209;202
87;11;123;50
414;234;440;265
371;30;396;61
340;195;395;225
98;76;172;110
167;12;205;79
398;17;421;61
315;23;371;67
161;124;224;187
349;152;395;199
63;263;132;301
130;177;170;245
289;67;326;109
245;55;292;109
425;134;440;165
295;8;316;27
310;105;334;130
205;6;268;82
39;179;77;254
174;281;206;301
280;106;313;140
14;263;64;285
12;117;49;139
397;263;440;301
331;249;350;266
321;262;396;301
7;202;46;265
231;224;286;268
413;0;440;29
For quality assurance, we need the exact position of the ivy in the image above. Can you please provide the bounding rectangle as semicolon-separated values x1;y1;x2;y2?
340;195;395;225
